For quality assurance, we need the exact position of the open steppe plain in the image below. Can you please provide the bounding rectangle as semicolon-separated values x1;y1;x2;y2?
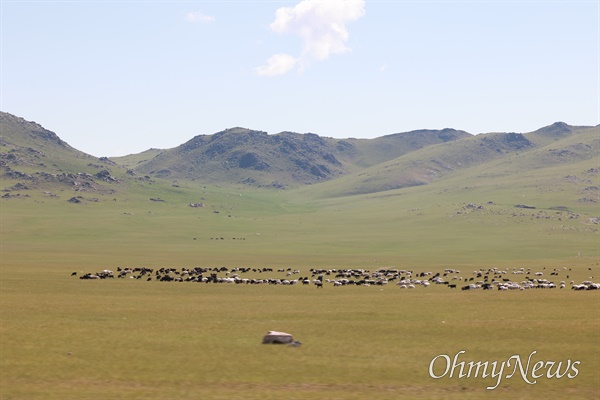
1;175;599;399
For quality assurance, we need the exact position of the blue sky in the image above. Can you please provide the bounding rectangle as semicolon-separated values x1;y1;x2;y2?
2;1;598;157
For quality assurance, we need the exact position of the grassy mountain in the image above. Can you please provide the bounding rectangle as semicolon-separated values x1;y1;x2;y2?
0;112;128;196
0;112;94;173
114;127;470;188
107;148;163;170
128;128;348;188
341;128;471;168
2;112;597;201
311;123;599;197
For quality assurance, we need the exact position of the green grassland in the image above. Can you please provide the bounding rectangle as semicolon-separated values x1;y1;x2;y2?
2;164;599;399
1;267;598;399
2;167;598;269
1;116;599;399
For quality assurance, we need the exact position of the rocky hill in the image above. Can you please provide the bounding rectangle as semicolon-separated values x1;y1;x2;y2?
122;126;470;188
1;111;597;197
0;112;124;195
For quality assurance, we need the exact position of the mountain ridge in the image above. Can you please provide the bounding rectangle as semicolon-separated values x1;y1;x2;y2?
125;125;471;187
1;111;597;196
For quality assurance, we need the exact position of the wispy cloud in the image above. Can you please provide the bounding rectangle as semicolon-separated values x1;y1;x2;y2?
256;0;365;76
256;54;298;76
185;11;215;24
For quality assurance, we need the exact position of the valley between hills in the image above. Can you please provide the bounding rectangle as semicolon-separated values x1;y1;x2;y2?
1;111;598;269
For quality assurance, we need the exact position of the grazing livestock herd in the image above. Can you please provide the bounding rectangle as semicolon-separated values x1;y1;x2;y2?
73;265;599;291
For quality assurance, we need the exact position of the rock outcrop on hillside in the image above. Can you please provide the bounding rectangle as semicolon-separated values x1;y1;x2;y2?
2;111;597;194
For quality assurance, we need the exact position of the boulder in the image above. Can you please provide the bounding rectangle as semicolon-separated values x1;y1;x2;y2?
262;331;293;344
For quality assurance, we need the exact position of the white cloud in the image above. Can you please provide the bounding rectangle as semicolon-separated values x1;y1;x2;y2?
257;0;365;76
185;11;215;23
255;53;298;76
